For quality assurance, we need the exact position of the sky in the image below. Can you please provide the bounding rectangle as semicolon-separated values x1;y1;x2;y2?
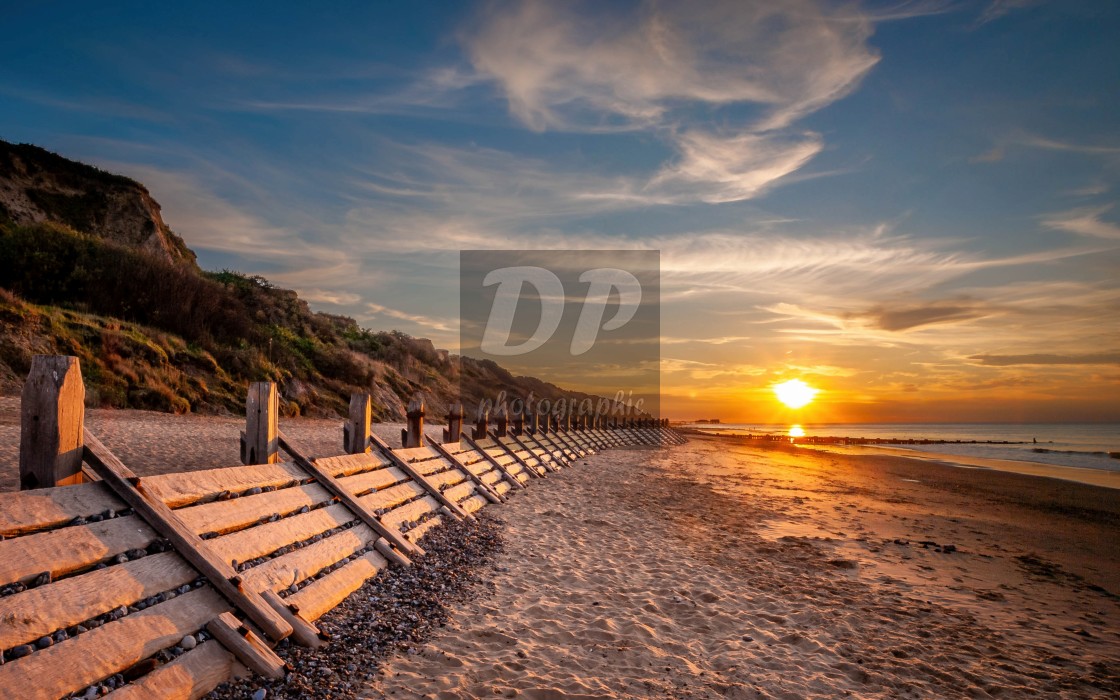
2;0;1119;423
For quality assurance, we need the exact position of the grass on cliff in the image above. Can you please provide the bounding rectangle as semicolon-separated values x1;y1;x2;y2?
0;220;456;416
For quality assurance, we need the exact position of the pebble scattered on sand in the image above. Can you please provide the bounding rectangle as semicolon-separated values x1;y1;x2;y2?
206;515;504;700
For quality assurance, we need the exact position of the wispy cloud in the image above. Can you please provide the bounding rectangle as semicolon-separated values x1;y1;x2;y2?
366;303;456;333
972;0;1043;27
461;0;879;202
1042;205;1120;239
1018;134;1120;156
968;353;1120;366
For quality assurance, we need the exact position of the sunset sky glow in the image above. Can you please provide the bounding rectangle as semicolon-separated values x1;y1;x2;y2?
2;1;1118;422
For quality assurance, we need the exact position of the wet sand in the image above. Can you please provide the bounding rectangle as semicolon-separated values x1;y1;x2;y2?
799;442;1120;491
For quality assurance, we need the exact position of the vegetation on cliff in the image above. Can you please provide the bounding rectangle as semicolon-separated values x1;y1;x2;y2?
0;144;596;420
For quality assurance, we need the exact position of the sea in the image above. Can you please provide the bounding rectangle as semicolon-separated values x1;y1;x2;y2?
680;423;1120;473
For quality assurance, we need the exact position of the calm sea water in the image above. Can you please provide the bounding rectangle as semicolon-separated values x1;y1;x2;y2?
681;423;1120;472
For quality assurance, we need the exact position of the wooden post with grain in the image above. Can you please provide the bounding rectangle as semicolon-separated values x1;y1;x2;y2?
344;393;372;454
494;406;508;438
443;403;463;443
472;409;489;440
19;355;85;489
242;382;279;465
402;395;424;448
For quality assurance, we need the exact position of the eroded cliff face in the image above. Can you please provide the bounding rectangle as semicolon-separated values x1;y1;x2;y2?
0;140;195;265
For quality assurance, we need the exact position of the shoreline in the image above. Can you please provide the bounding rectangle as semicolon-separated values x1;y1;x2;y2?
685;428;1120;491
802;442;1120;491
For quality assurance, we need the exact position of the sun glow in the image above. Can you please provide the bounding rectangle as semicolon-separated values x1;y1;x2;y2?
773;379;818;409
788;425;805;438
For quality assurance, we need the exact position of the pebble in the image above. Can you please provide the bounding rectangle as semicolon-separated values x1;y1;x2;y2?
8;644;34;660
207;516;503;700
180;634;197;650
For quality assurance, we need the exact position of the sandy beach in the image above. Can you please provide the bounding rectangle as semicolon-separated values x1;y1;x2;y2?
2;403;1118;697
368;434;1120;699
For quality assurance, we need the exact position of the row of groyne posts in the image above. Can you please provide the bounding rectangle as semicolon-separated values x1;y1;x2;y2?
2;355;685;700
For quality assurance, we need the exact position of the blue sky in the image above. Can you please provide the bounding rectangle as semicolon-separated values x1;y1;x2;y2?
2;1;1118;421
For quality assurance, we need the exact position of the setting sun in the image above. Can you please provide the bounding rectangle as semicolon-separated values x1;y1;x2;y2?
773;379;818;409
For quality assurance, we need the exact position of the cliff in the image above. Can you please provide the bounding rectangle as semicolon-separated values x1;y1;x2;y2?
0;140;195;265
0;140;601;420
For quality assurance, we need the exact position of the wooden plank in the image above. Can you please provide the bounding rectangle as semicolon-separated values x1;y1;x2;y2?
207;611;286;679
336;465;408;497
312;451;390;478
525;432;572;465
442;441;475;457
525;446;562;471
358;481;428;512
413;457;451;477
493;481;512;496
20;355;85;489
0;551;196;651
208;503;355;565
443;480;475;504
551;429;588;457
239;524;376;594
479;469;503;486
489;431;545;479
382;496;439;530
105;639;244;700
369;434;473;521
278;431;421;558
175;483;334;536
0;586;230;700
285;549;388;622
567;432;597;452
425;437;504;504
0;481;123;538
83;431;293;643
462;435;526;490
261;589;322;649
144;462;308;509
507;434;554;473
579;430;607;450
427;468;466;491
460;494;488;515
0;514;157;587
405;515;443;543
393;445;441;462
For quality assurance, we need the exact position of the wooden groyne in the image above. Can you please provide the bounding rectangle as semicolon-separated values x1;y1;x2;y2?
0;355;685;700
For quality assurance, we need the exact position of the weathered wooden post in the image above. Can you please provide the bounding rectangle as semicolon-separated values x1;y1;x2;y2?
242;382;279;465
443;402;464;443
512;411;524;436
472;409;489;439
344;393;371;454
402;395;424;448
494;406;508;438
20;355;85;489
528;411;539;434
562;412;571;432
